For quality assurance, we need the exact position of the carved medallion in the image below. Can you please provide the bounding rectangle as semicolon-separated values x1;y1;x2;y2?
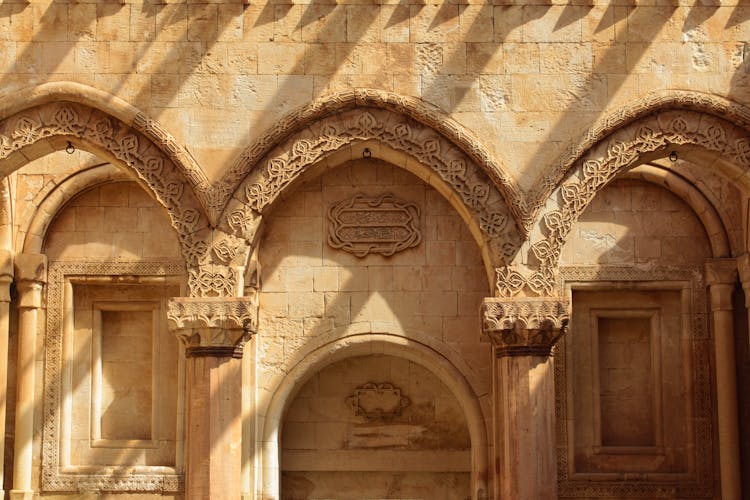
327;194;421;257
346;382;411;420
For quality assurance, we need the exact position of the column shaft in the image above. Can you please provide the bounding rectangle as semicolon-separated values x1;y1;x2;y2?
185;355;243;499
11;254;45;500
496;355;556;500
709;281;742;500
0;251;13;500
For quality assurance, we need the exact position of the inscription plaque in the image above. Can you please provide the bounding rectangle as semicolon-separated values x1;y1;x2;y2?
327;193;421;257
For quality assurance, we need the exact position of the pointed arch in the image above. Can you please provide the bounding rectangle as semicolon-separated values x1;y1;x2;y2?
528;90;750;222
219;92;525;268
0;82;211;269
527;93;750;269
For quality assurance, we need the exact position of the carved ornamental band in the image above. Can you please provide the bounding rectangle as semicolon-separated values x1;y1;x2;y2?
167;297;258;358
482;298;569;357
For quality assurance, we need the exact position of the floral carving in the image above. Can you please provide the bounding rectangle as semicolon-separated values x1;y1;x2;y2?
496;266;557;298
0;101;212;294
529;109;750;273
188;266;238;298
167;297;258;358
218;88;527;232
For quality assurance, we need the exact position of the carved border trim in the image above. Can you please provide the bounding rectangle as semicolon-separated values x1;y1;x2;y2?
218;88;526;228
528;109;750;271
528;90;750;226
555;265;712;498
221;107;523;266
42;260;185;492
0;102;209;272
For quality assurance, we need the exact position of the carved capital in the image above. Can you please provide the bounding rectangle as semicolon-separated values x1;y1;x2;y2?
167;297;258;358
15;253;47;308
0;250;13;302
482;298;569;357
705;258;738;286
737;254;750;285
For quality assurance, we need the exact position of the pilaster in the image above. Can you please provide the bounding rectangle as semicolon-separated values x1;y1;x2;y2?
482;297;568;500
168;297;258;500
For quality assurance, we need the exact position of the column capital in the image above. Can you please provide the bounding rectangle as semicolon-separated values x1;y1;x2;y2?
167;297;258;358
13;253;46;284
14;253;46;309
705;258;738;286
482;298;569;357
736;253;750;284
0;250;13;303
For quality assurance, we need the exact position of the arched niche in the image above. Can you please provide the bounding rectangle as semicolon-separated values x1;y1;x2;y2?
37;177;186;492
554;170;719;497
257;332;489;500
280;353;472;499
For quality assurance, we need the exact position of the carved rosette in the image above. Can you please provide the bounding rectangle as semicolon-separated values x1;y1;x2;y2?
167;297;258;358
482;298;569;357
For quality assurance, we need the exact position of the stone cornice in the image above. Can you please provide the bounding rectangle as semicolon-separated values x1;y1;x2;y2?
482;298;569;357
167;297;258;358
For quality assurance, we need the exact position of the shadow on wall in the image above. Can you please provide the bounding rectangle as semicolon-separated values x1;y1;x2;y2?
559;177;713;268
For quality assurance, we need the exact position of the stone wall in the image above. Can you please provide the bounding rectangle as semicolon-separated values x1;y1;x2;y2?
256;158;490;392
1;2;747;189
560;178;711;266
0;1;747;498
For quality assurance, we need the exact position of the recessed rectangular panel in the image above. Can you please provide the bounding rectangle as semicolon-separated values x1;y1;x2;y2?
597;317;654;447
99;309;154;441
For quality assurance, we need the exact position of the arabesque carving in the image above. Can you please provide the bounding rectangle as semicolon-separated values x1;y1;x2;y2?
328;193;421;258
528;90;750;225
221;106;523;266
529;109;750;272
496;265;557;298
482;298;569;357
0;101;212;294
217;88;527;229
42;261;185;492
167;296;259;358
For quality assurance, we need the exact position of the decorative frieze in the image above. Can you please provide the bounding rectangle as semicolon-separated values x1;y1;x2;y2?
328;194;421;258
167;297;258;358
482;298;569;357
